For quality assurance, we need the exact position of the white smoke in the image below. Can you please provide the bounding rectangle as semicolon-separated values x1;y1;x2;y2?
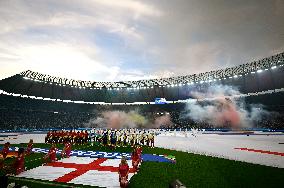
184;84;269;128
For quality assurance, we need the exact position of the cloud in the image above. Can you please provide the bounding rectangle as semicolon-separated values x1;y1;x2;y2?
91;0;162;17
0;0;283;81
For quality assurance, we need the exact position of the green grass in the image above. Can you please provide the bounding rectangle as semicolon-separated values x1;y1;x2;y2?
1;143;284;188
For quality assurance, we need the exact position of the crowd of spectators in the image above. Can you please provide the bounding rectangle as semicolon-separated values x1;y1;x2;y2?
167;111;284;130
0;109;92;130
0;94;283;131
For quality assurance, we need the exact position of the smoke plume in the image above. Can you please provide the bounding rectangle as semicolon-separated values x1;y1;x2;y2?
153;114;173;128
85;110;172;129
184;84;269;128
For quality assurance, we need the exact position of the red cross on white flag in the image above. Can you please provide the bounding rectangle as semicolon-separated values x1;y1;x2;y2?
17;156;135;188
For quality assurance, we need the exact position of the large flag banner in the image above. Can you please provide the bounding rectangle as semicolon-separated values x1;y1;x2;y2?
17;156;135;188
2;147;176;163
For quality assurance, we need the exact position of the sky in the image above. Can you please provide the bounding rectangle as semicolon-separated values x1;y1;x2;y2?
0;0;283;82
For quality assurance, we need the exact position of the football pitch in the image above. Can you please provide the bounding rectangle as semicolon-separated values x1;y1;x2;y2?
2;143;284;188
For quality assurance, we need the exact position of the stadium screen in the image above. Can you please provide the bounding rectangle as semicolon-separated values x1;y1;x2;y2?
155;98;167;104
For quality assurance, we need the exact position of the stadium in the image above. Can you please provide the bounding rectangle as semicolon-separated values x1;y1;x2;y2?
1;1;284;188
1;52;284;188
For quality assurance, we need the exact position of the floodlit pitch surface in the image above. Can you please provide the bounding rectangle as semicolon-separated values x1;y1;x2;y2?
1;132;284;188
1;131;284;168
156;131;284;168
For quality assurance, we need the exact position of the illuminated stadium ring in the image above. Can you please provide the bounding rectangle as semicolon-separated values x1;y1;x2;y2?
1;88;283;105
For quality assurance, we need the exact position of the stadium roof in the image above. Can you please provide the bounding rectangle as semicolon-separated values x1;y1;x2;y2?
19;52;284;88
0;52;284;104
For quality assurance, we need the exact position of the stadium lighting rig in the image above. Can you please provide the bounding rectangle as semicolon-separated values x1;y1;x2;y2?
16;53;284;91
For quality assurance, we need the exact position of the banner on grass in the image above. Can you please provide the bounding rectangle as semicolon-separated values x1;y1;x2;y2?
5;147;176;163
17;156;135;187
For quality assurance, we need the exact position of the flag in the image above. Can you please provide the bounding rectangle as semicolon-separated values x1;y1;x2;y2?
0;151;18;159
17;156;135;188
6;147;176;163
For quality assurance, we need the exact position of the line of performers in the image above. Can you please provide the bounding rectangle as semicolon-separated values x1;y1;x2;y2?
0;139;71;176
44;129;156;148
45;130;90;144
94;129;155;148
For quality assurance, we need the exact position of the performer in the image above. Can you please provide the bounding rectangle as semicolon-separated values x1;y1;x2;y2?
110;131;117;148
72;130;77;143
132;132;137;146
102;131;108;146
44;143;57;163
141;131;145;146
13;148;25;175
79;131;85;145
54;131;59;144
45;131;51;143
26;139;33;155
131;148;140;172
1;142;10;159
150;132;155;147
61;140;72;158
85;130;90;143
145;132;150;147
123;133;127;146
118;156;129;188
136;145;143;164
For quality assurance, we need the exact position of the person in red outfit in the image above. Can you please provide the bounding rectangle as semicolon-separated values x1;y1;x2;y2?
72;130;77;143
131;149;140;173
26;139;33;155
44;143;57;163
79;131;85;145
1;142;10;159
61;141;72;158
136;145;142;164
14;148;25;175
84;130;89;144
118;157;129;188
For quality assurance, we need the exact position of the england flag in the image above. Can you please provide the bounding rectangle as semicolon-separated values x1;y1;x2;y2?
17;156;135;188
